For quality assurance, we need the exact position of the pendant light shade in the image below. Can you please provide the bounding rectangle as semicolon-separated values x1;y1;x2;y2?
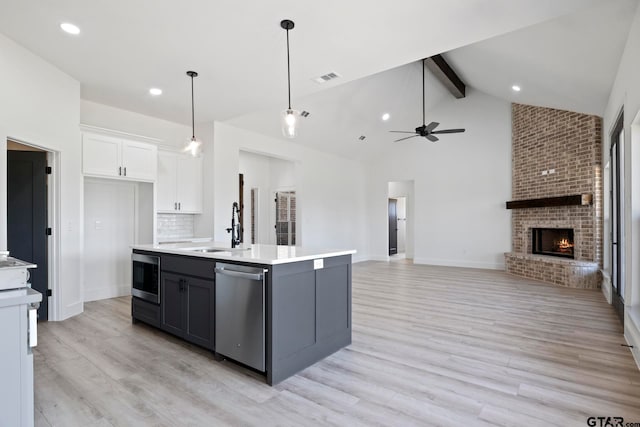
184;70;202;157
280;19;299;138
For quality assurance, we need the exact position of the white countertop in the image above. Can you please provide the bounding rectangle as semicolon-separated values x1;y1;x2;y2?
131;241;356;265
0;287;42;308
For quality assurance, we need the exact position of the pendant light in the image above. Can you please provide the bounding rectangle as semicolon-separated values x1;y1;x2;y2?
184;70;202;156
280;19;299;138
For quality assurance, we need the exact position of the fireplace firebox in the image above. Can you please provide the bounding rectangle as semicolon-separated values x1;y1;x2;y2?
531;228;574;259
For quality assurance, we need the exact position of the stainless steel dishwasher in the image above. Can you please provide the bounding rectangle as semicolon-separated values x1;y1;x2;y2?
214;262;267;372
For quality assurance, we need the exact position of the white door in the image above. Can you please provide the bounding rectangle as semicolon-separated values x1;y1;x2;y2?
122;140;157;181
176;154;203;213
82;134;121;178
157;151;178;212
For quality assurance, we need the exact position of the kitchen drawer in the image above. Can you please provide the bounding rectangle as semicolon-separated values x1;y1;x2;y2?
132;297;160;327
161;254;215;279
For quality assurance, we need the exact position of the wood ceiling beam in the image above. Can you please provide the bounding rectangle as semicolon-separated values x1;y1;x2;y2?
424;54;466;99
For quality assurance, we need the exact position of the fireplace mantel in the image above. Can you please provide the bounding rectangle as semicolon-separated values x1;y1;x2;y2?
505;194;592;210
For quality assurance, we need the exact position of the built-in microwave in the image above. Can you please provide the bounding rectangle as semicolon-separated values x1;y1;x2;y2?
131;253;160;304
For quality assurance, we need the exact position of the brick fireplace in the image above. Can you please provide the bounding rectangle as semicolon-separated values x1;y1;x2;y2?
504;104;603;289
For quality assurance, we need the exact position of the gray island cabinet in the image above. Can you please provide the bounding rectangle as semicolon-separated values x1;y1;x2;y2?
131;243;353;385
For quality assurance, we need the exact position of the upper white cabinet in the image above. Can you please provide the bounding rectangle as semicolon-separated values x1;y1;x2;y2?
82;133;157;181
157;150;203;214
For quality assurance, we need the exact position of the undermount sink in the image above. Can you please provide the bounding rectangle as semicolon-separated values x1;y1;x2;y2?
188;248;226;253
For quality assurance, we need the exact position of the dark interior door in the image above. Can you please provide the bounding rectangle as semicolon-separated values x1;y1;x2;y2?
388;198;398;255
610;112;624;326
7;150;48;320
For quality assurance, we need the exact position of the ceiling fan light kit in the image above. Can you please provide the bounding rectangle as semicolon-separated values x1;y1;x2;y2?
184;70;202;157
390;58;465;143
281;19;300;138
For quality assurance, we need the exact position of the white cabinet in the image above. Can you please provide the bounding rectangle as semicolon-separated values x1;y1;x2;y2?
157;150;202;214
83;133;157;181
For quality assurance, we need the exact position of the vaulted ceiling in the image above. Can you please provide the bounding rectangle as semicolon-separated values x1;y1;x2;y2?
0;0;620;128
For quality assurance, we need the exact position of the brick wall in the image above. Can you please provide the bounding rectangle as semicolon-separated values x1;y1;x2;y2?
507;103;603;288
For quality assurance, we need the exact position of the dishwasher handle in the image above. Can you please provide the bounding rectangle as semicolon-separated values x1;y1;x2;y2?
215;267;266;281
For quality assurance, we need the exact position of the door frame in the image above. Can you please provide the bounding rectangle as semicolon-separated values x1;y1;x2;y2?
610;109;625;324
5;138;60;322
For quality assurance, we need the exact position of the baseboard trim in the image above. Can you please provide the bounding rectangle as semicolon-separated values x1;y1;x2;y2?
601;270;612;304
84;285;131;303
60;301;83;321
413;258;504;271
625;308;640;371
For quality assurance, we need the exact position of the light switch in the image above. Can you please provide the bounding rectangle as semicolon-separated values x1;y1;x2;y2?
541;170;548;176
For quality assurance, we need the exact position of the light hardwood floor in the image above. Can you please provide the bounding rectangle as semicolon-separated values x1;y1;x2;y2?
34;261;640;426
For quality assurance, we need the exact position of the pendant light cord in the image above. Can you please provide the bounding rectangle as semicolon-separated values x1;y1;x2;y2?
191;74;196;139
422;59;426;127
286;27;292;110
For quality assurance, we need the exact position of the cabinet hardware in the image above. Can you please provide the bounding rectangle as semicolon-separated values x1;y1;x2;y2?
174;202;177;210
119;166;122;176
178;202;181;210
124;167;127;176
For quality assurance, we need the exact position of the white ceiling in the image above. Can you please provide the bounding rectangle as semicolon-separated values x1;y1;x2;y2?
227;0;638;159
444;0;638;116
0;0;610;127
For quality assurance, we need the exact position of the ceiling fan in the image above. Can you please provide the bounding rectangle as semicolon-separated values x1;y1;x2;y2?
390;58;465;142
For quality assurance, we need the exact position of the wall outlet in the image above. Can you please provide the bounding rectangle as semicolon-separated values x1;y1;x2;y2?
313;259;324;270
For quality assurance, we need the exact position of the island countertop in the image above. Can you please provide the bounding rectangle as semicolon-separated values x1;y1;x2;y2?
131;241;356;265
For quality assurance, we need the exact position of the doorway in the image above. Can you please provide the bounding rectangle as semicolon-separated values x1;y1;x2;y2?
388;198;398;255
275;190;296;246
610;110;624;325
7;141;49;320
388;181;414;261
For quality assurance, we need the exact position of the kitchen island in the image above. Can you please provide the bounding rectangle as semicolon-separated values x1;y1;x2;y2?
130;242;354;385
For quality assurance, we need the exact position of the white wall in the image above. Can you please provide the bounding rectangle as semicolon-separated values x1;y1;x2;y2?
0;32;82;320
83;178;136;301
601;2;640;368
239;150;275;244
396;197;406;253
366;89;512;269
197;122;369;260
81;100;193;149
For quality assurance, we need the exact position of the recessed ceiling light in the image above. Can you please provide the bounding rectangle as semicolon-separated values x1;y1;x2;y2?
382;113;390;121
149;88;163;96
60;22;80;35
512;85;521;92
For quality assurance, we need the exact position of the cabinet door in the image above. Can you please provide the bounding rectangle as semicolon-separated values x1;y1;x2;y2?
176;155;203;213
184;277;215;349
160;272;184;337
157;151;178;213
122;140;157;181
82;133;121;178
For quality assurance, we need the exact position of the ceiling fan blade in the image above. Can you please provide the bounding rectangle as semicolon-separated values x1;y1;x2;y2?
389;131;417;133
394;135;420;142
425;134;439;142
425;122;439;132
430;128;465;134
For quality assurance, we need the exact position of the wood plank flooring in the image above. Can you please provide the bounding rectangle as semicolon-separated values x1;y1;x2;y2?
34;261;640;426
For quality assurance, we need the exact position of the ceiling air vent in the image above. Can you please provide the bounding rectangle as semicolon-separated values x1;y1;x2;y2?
313;72;341;84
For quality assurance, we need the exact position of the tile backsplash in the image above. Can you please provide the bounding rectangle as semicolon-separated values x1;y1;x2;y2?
157;214;195;241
